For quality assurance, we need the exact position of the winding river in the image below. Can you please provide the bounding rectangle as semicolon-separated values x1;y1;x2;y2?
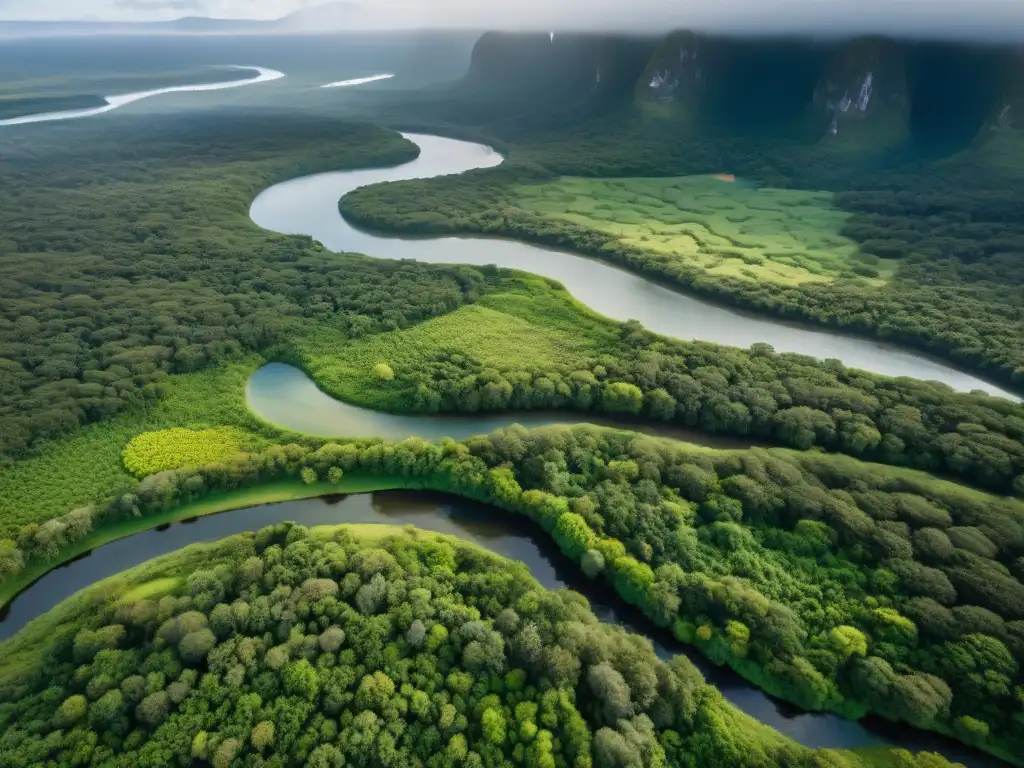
250;132;1018;400
0;492;1004;767
1;113;1014;764
247;132;1022;764
0;66;285;127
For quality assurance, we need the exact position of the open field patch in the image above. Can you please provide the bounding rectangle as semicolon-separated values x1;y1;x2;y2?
518;175;896;284
293;277;616;411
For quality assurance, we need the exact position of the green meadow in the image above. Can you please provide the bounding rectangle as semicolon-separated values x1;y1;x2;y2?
517;175;894;285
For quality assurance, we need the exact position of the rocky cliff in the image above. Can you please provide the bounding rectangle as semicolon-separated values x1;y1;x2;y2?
634;31;707;120
464;31;654;110
459;30;1021;157
810;37;909;149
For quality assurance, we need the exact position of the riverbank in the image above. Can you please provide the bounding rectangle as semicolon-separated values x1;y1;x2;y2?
246;361;762;448
337;131;1024;394
3;428;1022;764
0;66;284;126
0;94;107;120
0;484;1014;767
0;475;415;611
0;521;945;768
0;519;424;676
255;132;1016;397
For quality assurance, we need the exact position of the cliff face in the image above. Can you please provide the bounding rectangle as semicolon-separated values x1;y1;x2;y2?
464;32;654;107
810;38;909;148
459;30;1021;159
635;34;827;138
635;31;707;118
978;49;1024;135
971;48;1024;173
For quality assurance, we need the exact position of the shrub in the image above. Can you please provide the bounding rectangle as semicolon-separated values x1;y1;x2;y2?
372;363;395;381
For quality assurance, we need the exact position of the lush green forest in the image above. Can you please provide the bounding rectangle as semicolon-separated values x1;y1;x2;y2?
3;108;1022;541
344;33;1024;389
4;264;1024;542
0;522;961;768
0;112;488;465
291;275;1024;497
3;32;1024;765
3;425;1022;761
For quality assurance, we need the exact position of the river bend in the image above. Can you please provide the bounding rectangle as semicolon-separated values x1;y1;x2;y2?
250;132;1017;400
0;492;1003;767
246;362;759;446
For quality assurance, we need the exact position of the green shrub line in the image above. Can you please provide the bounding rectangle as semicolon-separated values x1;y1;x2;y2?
3;427;1022;764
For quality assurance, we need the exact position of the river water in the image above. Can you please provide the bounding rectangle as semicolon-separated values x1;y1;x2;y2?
246;361;759;447
0;491;1004;766
0;116;1013;763
0;66;285;127
250;132;1018;400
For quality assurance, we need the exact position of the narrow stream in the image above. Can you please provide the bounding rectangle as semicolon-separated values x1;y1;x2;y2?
0;492;1005;766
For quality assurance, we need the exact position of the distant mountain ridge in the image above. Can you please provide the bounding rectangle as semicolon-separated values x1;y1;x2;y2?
0;2;361;37
0;17;272;37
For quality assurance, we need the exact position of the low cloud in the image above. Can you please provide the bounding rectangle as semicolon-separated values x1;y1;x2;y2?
6;0;1024;42
350;0;1024;41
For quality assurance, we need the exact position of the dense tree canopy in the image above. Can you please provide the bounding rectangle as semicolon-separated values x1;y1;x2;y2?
3;71;1024;768
3;425;1022;761
0;525;954;768
0;112;487;465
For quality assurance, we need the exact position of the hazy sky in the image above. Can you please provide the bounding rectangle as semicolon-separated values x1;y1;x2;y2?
3;0;1024;41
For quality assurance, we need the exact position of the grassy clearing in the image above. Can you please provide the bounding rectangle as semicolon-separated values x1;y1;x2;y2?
517;175;895;285
292;276;618;410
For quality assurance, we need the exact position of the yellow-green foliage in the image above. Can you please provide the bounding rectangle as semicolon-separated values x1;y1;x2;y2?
122;428;246;478
121;577;181;602
518;176;895;285
372;363;395;381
